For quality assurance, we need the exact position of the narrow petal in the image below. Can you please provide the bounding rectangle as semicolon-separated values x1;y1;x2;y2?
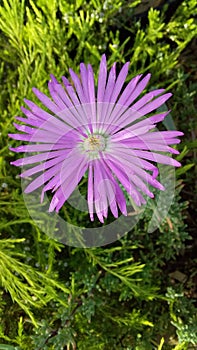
21;105;52;121
133;150;182;167
116;74;143;106
126;74;151;106
15;116;42;128
20;153;70;178
48;81;68;110
87;64;96;131
105;158;145;206
107;151;165;191
88;163;94;221
87;64;96;104
122;111;169;133
11;149;68;166
111;124;155;142
56;79;73;108
24;161;62;193
94;160;108;219
131;174;154;198
102;75;143;134
103;63;116;102
97;54;107;102
100;162;118;218
32;88;61;114
13;123;35;134
52;150;87;193
23;100;76;131
69;68;87;103
99;62;130;133
93;160;105;222
8;133;31;141
109;62;130;104
137;93;172;115
50;74;59;84
80;63;89;102
122;139;179;154
50;159;88;212
135;131;184;140
130;89;165;111
101;160;127;216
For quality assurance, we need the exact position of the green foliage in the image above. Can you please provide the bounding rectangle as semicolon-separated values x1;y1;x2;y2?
0;0;196;349
167;287;197;348
0;238;69;326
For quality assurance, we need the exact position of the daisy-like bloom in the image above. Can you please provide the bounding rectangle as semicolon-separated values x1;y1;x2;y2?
9;55;183;223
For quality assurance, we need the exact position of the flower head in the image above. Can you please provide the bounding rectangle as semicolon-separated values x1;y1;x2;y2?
9;55;183;223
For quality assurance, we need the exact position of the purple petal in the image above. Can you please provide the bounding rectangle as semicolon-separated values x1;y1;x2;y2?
11;149;68;166
106;76;153;132
105;158;145;206
126;74;151;106
107;150;165;191
130;89;165;111
15;116;42;127
131;174;154;198
132;150;182;167
102;161;127;216
88;163;94;221
23;101;76;131
136;131;184;140
49;157;88;212
80;63;89;102
97;54;107;102
32;88;61;114
93;160;108;220
8;133;31;141
111;124;155;142
123;111;169;133
100;162;119;217
87;64;95;103
87;64;96;131
48;81;68;110
116;74;143;106
24;160;63;193
50;74;59;84
21;105;52;121
109;62;130;104
55;79;73;108
102;75;143;133
122;139;179;154
137;93;172;115
21;153;70;178
63;81;81;106
69;68;87;103
13;123;35;134
103;63;116;102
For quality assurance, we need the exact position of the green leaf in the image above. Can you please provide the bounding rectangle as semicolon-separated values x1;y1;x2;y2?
176;163;195;176
158;337;165;350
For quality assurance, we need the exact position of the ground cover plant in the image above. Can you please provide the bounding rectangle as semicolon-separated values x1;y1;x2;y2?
0;0;197;349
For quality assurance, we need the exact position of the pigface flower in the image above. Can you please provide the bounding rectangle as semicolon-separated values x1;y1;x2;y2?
9;55;183;222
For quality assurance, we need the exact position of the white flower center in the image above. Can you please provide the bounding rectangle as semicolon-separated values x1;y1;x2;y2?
82;134;107;159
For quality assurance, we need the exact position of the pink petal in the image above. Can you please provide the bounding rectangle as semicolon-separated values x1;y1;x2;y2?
109;62;130;104
133;150;181;167
32;88;61;114
88;163;94;221
11;149;68;166
97;54;107;102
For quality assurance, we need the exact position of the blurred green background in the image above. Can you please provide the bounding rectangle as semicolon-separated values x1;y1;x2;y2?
0;0;197;349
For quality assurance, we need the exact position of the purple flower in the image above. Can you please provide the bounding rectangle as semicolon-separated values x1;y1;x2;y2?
9;55;183;223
